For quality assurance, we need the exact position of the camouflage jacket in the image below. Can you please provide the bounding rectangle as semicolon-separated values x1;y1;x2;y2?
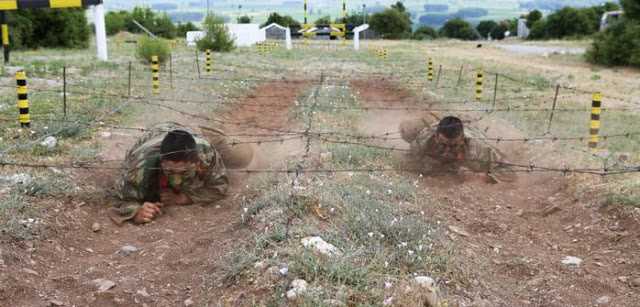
410;123;517;183
109;122;228;224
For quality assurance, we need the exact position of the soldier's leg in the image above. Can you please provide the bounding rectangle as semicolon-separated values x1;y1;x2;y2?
200;127;254;169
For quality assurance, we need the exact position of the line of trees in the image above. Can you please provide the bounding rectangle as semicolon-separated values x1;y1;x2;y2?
7;8;90;50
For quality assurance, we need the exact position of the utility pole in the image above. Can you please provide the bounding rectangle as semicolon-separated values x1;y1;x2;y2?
363;4;366;24
206;0;210;16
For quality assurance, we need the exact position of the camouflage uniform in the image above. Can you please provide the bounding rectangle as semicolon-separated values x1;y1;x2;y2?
109;122;228;224
409;121;517;183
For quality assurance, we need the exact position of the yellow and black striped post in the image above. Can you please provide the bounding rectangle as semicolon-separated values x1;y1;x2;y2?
16;70;29;128
428;58;434;82
1;11;9;63
588;92;602;153
303;0;308;44
476;68;483;103
205;49;211;76
151;55;159;95
342;0;347;45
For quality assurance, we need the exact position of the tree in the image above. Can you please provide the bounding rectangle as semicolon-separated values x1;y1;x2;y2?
237;15;252;23
314;15;332;24
544;7;596;38
9;8;90;50
391;1;406;13
476;20;497;38
176;22;199;38
439;18;476;40
527;20;548;39
412;25;438;40
154;12;176;39
105;11;127;36
490;23;509;40
369;7;412;39
196;14;236;52
621;0;640;20
261;12;299;27
525;10;542;28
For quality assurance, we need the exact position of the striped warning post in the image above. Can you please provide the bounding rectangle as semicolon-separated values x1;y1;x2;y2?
428;58;434;82
588;92;602;153
476;68;483;103
342;0;346;45
16;70;29;127
0;0;102;10
151;55;159;95
205;49;211;76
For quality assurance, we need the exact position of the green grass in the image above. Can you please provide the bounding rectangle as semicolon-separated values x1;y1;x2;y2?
0;194;44;240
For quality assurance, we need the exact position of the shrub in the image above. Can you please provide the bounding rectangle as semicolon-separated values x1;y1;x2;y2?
439;18;476;40
176;22;199;38
8;8;89;50
412;25;438;40
135;36;170;64
586;20;640;66
369;8;412;39
476;20;497;38
490;23;509;40
196;15;236;53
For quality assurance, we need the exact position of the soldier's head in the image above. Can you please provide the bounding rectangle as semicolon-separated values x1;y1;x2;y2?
435;116;465;164
160;130;199;190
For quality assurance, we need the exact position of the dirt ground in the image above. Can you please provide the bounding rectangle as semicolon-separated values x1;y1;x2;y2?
0;59;638;307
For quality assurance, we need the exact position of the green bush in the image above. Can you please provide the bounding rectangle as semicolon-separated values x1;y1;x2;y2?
105;7;177;39
369;7;412;39
8;8;89;50
586;20;640;66
412;25;438;40
439;18;476;40
176;22;199;38
490;23;509;40
260;12;299;28
196;15;236;53
135;36;170;64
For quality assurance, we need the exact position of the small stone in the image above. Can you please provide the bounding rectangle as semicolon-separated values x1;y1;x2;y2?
617;276;629;283
48;300;64;306
322;299;346;306
596;296;610;305
544;206;561;217
631;278;640;287
92;279;116;292
91;222;101;232
301;236;342;257
137;288;150;297
561;256;582;266
286;279;308;300
40;136;57;148
253;261;266;269
448;225;470;237
184;298;194;306
413;276;438;307
23;268;39;276
121;245;138;255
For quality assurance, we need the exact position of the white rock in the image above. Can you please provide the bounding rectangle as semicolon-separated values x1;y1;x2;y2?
320;152;333;163
40;136;57;148
91;222;101;232
413;276;438;307
121;245;138;255
23;268;39;276
137;288;150;297
596;296;610;304
286;279;308;300
253;261;266;269
184;298;194;306
99;131;112;138
0;173;31;186
92;278;116;292
301;236;342;257
561;256;582;266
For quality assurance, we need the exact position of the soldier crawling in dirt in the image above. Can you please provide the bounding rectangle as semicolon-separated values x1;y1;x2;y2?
399;115;516;184
108;122;253;224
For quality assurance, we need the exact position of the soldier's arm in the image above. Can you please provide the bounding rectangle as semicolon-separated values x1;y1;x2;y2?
465;142;517;183
183;153;229;205
108;160;147;224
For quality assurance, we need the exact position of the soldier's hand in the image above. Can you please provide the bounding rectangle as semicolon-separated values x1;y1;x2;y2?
133;202;163;224
160;188;192;206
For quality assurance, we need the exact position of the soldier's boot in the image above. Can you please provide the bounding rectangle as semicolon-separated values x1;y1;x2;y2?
399;113;440;143
200;126;254;169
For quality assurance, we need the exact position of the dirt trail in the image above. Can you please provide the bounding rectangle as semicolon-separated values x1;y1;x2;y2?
0;79;311;306
351;78;639;306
